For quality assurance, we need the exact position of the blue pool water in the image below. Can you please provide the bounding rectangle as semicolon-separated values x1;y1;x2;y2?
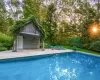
0;52;100;80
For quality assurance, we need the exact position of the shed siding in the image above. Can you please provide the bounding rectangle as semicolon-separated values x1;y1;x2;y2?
21;23;40;35
16;22;41;50
17;36;23;49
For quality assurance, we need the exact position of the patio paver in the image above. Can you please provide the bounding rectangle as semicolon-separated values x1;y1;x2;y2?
0;49;72;60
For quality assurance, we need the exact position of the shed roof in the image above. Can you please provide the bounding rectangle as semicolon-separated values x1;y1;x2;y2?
11;16;45;38
24;18;45;36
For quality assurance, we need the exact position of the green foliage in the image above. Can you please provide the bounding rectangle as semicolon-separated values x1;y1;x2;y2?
89;41;100;52
64;46;100;55
0;34;13;50
11;0;20;6
10;16;45;39
0;2;9;34
11;20;26;36
47;3;56;23
53;38;67;46
72;46;77;51
0;47;7;51
45;3;57;44
0;0;100;53
0;1;15;34
44;43;49;48
66;36;82;48
40;42;49;48
23;0;41;19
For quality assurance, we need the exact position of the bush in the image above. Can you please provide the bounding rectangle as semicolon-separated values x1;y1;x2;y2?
40;42;49;48
44;43;49;48
53;39;67;46
0;34;13;50
66;36;82;48
0;47;7;51
0;43;3;47
89;41;100;52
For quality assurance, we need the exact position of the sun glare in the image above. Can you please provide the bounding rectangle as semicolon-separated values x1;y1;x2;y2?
92;27;97;33
88;22;99;35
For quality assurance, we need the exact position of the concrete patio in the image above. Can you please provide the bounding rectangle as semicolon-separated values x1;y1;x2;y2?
0;49;72;60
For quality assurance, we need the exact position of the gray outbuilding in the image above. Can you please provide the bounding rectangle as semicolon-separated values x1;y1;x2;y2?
12;17;45;51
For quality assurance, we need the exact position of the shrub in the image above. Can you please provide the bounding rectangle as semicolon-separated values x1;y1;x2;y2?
44;43;49;48
89;41;100;52
0;43;3;47
0;34;13;50
0;47;7;51
40;42;49;48
53;39;67;46
66;36;82;48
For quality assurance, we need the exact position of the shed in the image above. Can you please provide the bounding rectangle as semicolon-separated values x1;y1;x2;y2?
12;16;45;51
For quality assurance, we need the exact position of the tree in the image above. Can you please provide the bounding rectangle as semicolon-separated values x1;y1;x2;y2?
5;0;23;20
44;3;57;44
23;0;42;20
0;1;10;34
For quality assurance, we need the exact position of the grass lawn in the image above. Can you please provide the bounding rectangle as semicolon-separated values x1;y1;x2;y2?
64;46;100;55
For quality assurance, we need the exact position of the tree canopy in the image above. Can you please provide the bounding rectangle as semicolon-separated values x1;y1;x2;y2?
0;0;100;52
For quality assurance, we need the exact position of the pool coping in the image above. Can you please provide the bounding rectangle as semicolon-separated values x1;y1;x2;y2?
0;49;99;62
0;51;99;63
0;49;72;60
0;52;72;63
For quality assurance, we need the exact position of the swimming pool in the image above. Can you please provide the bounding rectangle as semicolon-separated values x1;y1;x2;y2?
0;52;100;80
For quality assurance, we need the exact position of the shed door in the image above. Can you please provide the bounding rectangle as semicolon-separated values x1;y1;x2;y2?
17;36;23;49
